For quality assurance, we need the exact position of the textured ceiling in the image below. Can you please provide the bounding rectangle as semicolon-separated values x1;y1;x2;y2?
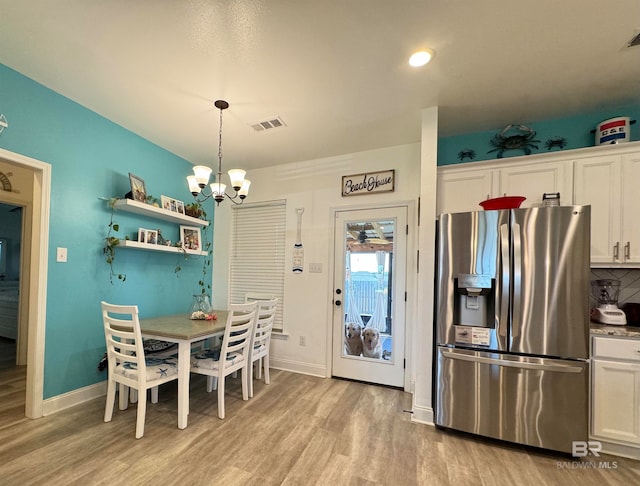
1;1;639;171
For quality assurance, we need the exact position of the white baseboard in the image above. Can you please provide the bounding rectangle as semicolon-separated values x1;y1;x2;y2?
270;357;327;378
41;362;325;417
598;440;640;460
410;403;434;425
42;381;107;416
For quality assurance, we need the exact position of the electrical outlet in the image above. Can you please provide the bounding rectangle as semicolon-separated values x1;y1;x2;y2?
299;336;306;346
56;247;67;263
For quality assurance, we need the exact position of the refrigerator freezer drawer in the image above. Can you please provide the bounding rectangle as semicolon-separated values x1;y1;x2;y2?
435;347;589;453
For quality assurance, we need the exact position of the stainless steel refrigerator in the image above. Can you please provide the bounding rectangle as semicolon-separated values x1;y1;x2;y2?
434;205;591;454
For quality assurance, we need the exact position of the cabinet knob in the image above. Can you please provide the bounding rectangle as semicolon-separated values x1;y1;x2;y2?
614;242;620;260
625;242;631;260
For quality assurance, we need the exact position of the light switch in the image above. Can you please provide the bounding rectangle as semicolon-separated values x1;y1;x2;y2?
309;262;322;273
56;247;67;263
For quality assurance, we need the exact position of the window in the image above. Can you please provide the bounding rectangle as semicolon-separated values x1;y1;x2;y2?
229;200;286;331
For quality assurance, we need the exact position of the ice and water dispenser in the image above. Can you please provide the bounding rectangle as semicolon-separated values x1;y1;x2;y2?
453;274;496;346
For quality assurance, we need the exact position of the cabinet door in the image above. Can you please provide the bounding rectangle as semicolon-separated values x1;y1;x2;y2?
592;359;640;445
436;167;496;215
498;160;574;208
621;153;640;264
574;155;622;263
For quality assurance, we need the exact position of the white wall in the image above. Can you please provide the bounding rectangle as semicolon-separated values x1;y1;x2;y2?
212;140;435;412
413;107;438;424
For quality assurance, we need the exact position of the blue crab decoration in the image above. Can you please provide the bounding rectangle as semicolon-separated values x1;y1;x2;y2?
457;148;476;161
544;136;567;151
487;124;540;158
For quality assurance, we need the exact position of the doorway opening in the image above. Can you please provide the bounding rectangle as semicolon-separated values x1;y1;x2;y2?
0;147;51;419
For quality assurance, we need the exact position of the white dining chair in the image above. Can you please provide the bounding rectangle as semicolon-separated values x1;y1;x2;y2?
100;301;179;439
127;339;178;405
190;301;257;419
248;297;277;398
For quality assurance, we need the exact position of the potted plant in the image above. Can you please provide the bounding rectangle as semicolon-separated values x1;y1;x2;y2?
185;202;206;219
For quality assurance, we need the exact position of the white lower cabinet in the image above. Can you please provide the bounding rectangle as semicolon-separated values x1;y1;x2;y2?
591;336;640;457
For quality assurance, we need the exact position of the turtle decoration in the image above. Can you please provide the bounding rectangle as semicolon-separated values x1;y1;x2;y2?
487;124;540;158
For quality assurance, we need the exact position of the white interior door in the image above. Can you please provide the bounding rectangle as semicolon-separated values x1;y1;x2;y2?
332;206;407;387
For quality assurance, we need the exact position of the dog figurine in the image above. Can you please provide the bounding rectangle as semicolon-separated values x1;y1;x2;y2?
344;322;363;356
362;328;382;359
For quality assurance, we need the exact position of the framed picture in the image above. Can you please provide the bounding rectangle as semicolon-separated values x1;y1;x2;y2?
161;195;172;211
160;195;185;214
145;229;158;245
129;173;147;202
176;200;185;215
138;228;157;244
180;225;202;251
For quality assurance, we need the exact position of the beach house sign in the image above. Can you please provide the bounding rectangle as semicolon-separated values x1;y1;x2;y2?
341;169;395;197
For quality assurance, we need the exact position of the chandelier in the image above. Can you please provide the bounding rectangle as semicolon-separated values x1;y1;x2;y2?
186;100;250;205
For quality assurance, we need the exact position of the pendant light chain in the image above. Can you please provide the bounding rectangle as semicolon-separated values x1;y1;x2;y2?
186;99;250;205
217;106;224;180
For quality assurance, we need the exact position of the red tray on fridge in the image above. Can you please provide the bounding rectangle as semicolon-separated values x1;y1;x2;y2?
479;196;526;210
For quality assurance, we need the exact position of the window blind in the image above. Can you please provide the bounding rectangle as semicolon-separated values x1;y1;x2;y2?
230;200;286;331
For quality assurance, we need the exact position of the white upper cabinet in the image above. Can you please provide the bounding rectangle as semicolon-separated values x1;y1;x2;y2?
437;144;640;265
574;154;622;264
574;148;640;266
621;152;640;264
498;161;573;207
436;167;496;215
437;158;573;216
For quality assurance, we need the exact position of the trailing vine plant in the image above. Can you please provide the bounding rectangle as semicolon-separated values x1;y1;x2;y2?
199;235;212;295
175;201;212;296
103;197;128;284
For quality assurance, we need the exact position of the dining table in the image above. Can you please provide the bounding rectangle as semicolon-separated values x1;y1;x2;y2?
139;310;228;429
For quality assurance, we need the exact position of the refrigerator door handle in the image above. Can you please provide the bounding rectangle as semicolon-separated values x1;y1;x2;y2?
499;223;510;338
511;222;522;339
441;349;585;373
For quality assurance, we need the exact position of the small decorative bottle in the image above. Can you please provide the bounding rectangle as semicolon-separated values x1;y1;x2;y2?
189;294;212;320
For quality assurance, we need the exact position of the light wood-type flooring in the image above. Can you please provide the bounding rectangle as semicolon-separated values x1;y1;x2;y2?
0;337;638;485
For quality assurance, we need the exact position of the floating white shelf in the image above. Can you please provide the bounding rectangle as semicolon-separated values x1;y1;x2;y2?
119;240;207;256
112;198;209;227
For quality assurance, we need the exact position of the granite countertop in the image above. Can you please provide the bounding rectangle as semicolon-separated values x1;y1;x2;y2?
590;322;640;338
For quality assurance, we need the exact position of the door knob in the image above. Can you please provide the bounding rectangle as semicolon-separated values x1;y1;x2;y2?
335;300;342;306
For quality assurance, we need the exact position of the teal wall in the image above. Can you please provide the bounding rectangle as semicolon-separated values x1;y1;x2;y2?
438;104;640;165
0;64;213;399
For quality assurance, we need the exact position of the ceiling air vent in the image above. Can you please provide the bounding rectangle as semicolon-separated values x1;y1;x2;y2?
250;116;286;132
627;32;640;48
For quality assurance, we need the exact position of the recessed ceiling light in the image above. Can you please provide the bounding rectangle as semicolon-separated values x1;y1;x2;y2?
409;49;434;67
